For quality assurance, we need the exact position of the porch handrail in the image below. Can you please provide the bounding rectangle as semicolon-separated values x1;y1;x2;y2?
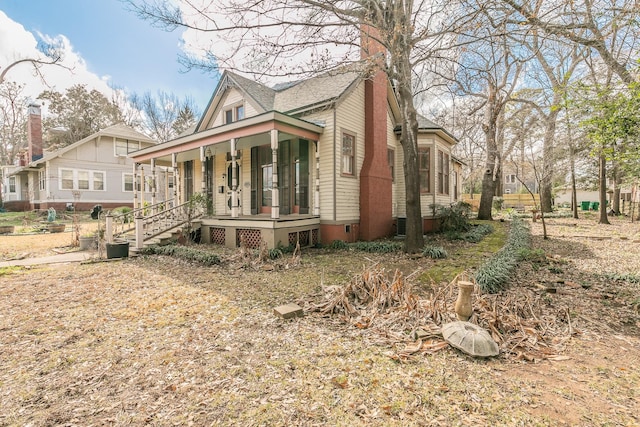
105;199;177;244
138;199;204;242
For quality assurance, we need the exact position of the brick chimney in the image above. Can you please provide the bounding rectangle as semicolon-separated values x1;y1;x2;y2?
27;103;43;163
359;25;393;241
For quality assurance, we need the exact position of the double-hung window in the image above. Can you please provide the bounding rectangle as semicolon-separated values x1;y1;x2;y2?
342;132;355;176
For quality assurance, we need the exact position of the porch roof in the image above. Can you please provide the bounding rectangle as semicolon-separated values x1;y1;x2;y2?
129;111;324;163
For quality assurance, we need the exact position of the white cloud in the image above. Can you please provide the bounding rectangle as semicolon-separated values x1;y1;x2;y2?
0;10;115;106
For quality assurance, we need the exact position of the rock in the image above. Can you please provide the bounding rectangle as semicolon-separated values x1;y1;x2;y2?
273;303;303;319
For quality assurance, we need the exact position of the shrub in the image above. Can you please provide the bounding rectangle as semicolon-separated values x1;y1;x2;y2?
433;202;473;233
422;245;448;259
350;240;403;253
140;244;221;266
329;240;349;250
474;217;530;293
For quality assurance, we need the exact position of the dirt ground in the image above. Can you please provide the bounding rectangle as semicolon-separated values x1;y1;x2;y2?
0;216;638;426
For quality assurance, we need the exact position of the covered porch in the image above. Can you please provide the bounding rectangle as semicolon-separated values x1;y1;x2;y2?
129;111;324;249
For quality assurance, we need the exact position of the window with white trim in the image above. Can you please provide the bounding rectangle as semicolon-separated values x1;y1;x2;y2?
123;173;151;193
224;103;245;124
505;174;516;184
8;176;16;193
38;169;46;191
58;168;106;191
114;139;140;157
341;132;355;176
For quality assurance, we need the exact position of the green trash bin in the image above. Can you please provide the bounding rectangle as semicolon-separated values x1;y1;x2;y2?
581;201;590;211
591;201;600;211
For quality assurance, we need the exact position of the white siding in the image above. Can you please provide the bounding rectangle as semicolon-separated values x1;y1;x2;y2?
302;110;334;220
206;88;261;129
333;81;365;222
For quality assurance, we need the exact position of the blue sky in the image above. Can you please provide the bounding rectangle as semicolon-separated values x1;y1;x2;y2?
0;0;218;112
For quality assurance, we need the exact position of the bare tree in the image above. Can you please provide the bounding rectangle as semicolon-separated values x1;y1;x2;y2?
0;82;29;166
499;0;640;86
129;91;199;142
125;0;477;252
0;38;69;85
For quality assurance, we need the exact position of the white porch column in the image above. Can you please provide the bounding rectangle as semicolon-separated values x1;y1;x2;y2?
271;129;279;219
139;166;145;211
230;138;239;218
133;162;139;210
150;158;156;212
314;141;320;216
200;146;206;195
172;153;179;204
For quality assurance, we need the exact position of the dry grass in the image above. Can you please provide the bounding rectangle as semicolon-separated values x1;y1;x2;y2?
0;217;639;426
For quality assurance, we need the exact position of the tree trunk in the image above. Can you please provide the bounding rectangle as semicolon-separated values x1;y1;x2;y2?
540;108;559;212
598;153;610;224
570;148;578;219
478;88;500;221
396;78;424;253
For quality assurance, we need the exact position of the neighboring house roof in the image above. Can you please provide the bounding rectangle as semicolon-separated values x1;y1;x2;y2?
394;114;458;145
8;124;155;175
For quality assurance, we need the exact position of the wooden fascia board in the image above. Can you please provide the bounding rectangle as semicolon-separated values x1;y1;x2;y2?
131;112;323;162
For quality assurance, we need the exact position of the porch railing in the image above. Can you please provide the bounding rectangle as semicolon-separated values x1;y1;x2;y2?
105;199;204;248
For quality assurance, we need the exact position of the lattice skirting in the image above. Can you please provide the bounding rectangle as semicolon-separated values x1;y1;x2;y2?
237;229;262;248
210;227;226;245
288;228;319;248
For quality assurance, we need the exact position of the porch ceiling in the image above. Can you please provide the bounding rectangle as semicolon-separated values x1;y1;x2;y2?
131;111;324;165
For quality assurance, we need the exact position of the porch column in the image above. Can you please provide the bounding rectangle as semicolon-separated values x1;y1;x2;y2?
230;138;239;218
150;158;156;212
271;129;279;219
172;153;179;204
314;141;320;216
199;146;206;195
139;165;145;211
133;162;139;210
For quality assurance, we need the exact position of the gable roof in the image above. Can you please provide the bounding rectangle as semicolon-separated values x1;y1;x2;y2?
197;68;366;132
26;124;155;168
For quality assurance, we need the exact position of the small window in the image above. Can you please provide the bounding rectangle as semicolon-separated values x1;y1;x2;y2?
8;176;16;193
61;169;74;190
235;105;245;120
438;151;449;195
93;172;104;191
388;148;395;181
123;173;134;192
78;171;90;190
115;139;140;156
39;169;46;191
418;147;430;193
225;109;233;124
505;174;516;184
342;132;355;176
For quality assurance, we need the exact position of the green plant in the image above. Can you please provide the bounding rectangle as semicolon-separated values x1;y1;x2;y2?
329;240;349;250
139;244;221;266
350;240;403;253
432;201;472;232
474;217;531;293
422;245;448;259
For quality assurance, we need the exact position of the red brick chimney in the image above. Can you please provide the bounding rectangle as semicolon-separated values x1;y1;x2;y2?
359;25;393;241
27;103;43;162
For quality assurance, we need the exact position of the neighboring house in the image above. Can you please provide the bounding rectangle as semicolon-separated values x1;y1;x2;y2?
129;34;461;249
2;104;159;211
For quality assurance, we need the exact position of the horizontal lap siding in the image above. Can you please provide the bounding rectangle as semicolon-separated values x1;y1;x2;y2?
302;110;334;220
334;82;365;222
389;110;403;218
209;89;259;128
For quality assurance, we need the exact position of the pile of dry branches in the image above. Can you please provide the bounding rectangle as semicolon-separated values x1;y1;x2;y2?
305;264;573;361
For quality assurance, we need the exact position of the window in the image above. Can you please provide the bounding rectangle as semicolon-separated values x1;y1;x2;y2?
418;147;430;193
78;171;89;190
388;149;395;181
224;104;245;124
8;176;16;193
505;174;516;184
39;169;46;191
123;174;134;192
59;168;106;191
115;139;140;156
438;150;449;195
61;169;74;190
342;132;355;176
93;172;104;191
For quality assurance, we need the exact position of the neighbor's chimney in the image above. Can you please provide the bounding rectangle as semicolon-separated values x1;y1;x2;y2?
27;103;43;163
359;25;393;241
